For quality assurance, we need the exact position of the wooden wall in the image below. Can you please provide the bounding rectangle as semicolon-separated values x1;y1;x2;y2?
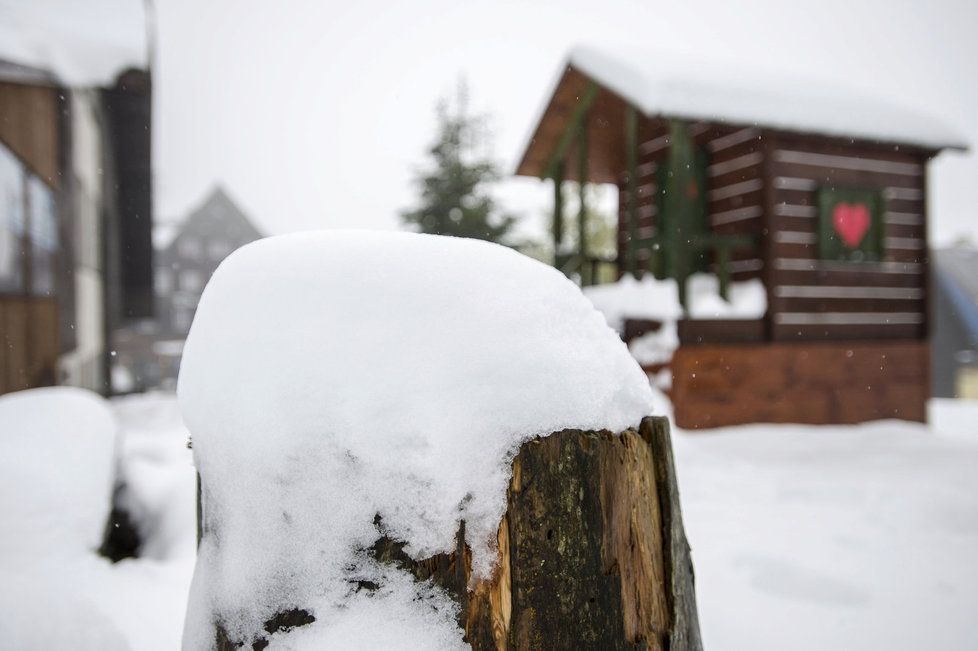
616;122;932;343
617;118;667;272
617;121;766;281
762;132;930;341
0;298;59;395
0;81;60;187
671;341;929;429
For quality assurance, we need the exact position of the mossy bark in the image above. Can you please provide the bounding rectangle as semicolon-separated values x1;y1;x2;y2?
210;416;702;650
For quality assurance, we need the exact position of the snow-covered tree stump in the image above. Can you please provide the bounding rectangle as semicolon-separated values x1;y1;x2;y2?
178;232;699;650
205;416;700;650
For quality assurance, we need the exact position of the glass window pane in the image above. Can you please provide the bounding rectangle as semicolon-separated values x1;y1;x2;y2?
0;143;25;292
28;175;58;296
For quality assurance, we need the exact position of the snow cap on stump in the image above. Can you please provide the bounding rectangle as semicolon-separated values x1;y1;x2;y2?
178;231;654;648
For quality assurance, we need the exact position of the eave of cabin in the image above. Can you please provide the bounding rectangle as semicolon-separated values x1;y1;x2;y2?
516;66;632;185
517;49;968;183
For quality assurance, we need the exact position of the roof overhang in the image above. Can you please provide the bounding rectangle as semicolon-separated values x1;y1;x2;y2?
516;46;969;182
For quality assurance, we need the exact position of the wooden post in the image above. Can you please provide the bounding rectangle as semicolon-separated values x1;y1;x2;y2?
578;112;590;287
206;417;702;650
663;120;695;312
625;105;639;277
553;161;565;266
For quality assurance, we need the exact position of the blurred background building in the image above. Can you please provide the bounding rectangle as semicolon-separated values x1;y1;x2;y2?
113;186;263;390
932;243;978;398
0;22;152;396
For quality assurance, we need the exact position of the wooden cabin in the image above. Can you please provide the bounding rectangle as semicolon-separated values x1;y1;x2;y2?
516;46;967;428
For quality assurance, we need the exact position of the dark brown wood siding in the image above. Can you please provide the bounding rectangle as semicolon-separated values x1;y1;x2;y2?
701;125;765;280
0;81;60;187
617;121;766;281
763;132;930;341
0;297;59;395
617;118;668;272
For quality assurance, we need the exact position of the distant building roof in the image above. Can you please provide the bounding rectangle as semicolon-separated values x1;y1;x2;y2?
518;44;967;178
158;185;264;253
0;0;147;87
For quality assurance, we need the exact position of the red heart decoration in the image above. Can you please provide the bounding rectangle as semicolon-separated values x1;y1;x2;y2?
832;202;871;248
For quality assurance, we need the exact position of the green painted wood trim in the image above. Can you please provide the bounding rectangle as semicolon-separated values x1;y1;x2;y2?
625;104;638;276
542;82;599;180
663;120;694;309
578;110;590;286
552;161;565;262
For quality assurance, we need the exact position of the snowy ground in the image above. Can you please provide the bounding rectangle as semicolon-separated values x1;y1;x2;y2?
4;390;976;648
672;400;978;651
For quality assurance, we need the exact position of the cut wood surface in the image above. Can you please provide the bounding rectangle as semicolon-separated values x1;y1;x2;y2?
211;416;701;650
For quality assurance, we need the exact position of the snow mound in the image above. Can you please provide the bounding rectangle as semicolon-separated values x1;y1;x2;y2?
178;231;654;648
0;386;117;561
0;387;132;649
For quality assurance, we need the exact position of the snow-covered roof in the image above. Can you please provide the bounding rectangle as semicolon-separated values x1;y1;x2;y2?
0;0;147;87
542;44;967;154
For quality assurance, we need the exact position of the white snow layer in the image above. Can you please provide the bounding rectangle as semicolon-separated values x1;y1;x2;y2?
0;387;117;562
178;231;655;649
0;0;147;86
584;272;767;332
567;44;967;151
0;387;130;649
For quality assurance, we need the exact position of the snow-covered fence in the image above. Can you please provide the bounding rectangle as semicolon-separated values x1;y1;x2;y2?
178;232;701;649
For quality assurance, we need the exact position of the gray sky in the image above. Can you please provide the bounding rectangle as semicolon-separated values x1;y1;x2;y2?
153;0;978;245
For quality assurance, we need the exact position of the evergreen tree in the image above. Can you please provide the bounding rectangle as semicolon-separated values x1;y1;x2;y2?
401;83;517;243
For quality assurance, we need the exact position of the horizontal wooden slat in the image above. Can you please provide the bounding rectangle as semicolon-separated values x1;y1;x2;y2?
884;211;923;226
774;285;924;300
884;237;926;250
883;187;924;201
728;258;764;273
773;268;924;288
707;127;761;153
773;150;923;176
707;151;763;177
709;164;763;191
771;162;924;191
773;231;815;245
709;191;764;214
774;203;816;218
776;297;924;314
776;311;923;325
773;242;924;263
709;178;763;201
709;205;763;226
772;258;923;274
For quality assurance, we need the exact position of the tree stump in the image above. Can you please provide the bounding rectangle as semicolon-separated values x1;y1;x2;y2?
209;416;701;650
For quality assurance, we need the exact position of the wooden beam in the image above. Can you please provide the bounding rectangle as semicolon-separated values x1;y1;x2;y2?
542;82;599;180
553;161;565;262
578;110;590;286
625;105;638;276
662;120;694;310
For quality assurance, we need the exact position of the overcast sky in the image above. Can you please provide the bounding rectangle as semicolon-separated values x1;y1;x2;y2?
153;0;978;245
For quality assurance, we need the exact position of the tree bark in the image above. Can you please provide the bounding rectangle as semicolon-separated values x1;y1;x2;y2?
213;416;702;650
